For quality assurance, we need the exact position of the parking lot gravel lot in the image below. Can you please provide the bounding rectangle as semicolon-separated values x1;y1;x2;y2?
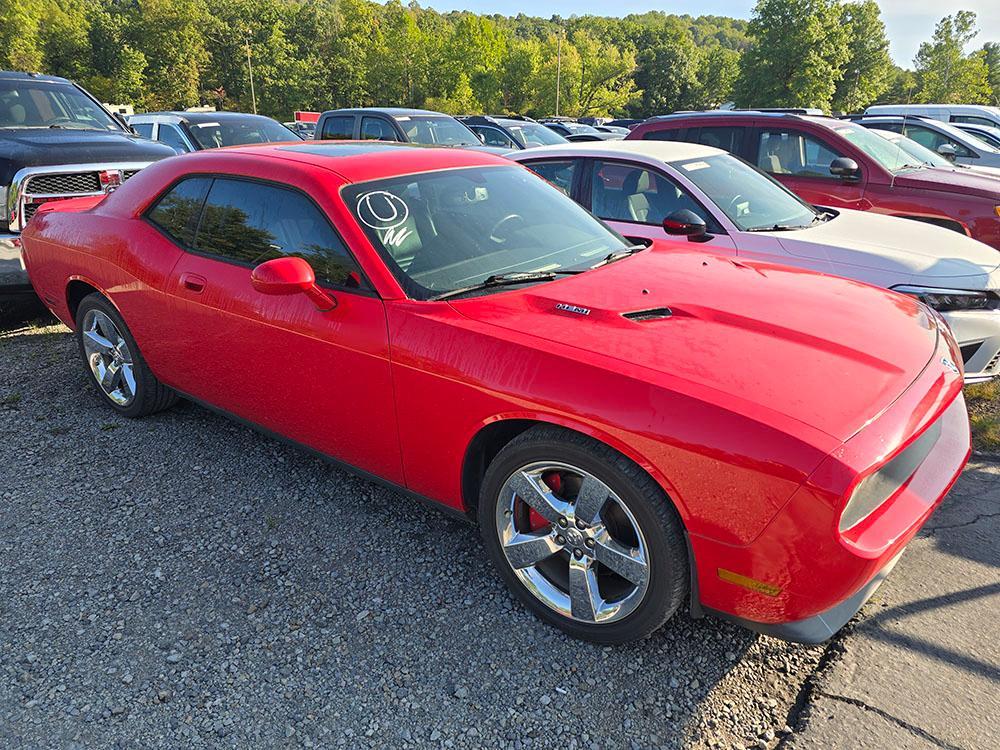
0;317;829;749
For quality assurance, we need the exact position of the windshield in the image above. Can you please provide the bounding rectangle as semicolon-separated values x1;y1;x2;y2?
564;123;600;134
673;154;819;231
343;165;630;300
961;126;1000;151
0;79;120;131
188;117;299;148
832;123;924;172
875;131;952;167
932;120;1000;153
396;115;479;146
507;122;568;147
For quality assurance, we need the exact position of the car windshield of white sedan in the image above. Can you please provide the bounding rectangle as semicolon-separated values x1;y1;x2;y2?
188;118;298;148
344;166;631;300
395;115;480;146
508;123;568;147
673;155;819;231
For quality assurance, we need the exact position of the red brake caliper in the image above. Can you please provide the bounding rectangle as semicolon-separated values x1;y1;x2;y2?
529;472;561;530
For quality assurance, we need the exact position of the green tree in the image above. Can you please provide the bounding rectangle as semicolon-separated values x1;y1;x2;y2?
0;0;44;71
914;11;991;104
690;46;741;110
133;0;212;109
833;1;891;112
879;65;918;105
630;18;700;116
734;0;849;111
978;42;999;105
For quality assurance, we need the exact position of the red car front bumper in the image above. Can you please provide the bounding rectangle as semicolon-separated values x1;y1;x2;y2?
689;344;971;643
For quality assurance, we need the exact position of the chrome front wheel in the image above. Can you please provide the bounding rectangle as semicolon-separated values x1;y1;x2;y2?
495;461;651;624
81;309;136;406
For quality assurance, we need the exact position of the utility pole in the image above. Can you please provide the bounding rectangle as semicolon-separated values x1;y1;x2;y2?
555;30;563;117
245;38;257;114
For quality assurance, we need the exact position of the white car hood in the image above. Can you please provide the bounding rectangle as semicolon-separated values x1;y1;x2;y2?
769;209;1000;289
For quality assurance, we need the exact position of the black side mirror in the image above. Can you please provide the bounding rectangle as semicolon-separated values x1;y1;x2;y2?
663;209;709;241
937;143;958;162
829;157;860;181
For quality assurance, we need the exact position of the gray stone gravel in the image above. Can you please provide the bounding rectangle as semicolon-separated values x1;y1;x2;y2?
0;319;825;749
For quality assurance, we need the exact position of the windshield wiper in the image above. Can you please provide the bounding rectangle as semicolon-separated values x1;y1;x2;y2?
590;244;646;268
430;270;580;301
744;223;809;232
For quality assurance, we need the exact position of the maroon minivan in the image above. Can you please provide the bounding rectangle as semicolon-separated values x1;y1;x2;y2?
627;112;1000;250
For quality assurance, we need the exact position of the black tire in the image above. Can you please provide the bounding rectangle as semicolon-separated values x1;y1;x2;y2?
478;425;689;643
75;293;178;418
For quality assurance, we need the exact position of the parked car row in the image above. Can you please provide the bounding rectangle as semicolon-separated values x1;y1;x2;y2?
2;69;990;648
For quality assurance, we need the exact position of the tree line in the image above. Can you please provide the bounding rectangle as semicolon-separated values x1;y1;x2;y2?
0;0;997;120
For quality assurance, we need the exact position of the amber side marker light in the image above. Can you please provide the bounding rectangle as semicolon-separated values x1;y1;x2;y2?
995;205;1000;218
717;568;782;597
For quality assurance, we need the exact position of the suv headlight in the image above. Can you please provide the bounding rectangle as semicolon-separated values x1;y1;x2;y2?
892;285;997;312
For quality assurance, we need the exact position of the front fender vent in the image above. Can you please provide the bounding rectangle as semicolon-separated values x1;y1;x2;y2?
622;307;673;322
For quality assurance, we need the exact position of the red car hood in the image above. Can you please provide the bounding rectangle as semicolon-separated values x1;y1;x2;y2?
891;166;1000;201
452;246;939;443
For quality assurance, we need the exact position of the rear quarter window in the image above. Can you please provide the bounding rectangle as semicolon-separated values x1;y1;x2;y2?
146;177;212;246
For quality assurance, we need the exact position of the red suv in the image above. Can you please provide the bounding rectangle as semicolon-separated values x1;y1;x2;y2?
628;112;1000;250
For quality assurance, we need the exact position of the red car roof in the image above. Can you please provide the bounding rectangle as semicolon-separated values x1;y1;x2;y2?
218;141;512;183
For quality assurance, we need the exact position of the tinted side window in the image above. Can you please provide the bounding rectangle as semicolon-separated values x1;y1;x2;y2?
158;124;191;152
195;178;363;287
132;122;154;138
642;127;684;142
322;115;354;140
694;126;743;154
360;117;397;141
147;177;211;246
476;126;516;148
951;115;995;127
523;159;578;196
757;130;843;178
903;125;974;157
588;160;719;231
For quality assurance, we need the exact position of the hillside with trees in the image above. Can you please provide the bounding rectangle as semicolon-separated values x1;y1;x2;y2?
0;0;996;118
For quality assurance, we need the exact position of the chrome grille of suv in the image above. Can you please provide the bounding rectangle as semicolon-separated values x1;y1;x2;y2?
25;172;101;195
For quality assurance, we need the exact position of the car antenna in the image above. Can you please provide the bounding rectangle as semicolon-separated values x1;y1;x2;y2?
890;112;908;190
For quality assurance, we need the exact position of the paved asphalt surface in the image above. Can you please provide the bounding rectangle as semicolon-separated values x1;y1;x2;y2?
1;312;996;749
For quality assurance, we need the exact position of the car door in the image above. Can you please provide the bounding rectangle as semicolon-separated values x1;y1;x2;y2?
473;125;518;149
519;157;582;198
360;116;399;142
901;123;979;165
578;158;737;251
320;114;355;140
155;122;194;153
753;126;867;209
160;175;404;483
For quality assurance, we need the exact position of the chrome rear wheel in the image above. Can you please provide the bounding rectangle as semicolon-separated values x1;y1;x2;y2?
81;309;136;407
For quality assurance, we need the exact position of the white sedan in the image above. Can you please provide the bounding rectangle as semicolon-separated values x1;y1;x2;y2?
510;140;1000;383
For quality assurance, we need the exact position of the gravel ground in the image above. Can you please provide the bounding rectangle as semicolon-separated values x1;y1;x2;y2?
0;317;826;750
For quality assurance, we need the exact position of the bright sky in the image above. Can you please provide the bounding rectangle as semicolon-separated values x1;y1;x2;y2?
416;0;1000;67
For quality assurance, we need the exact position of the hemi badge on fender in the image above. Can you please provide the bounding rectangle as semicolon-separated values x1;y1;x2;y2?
555;303;591;316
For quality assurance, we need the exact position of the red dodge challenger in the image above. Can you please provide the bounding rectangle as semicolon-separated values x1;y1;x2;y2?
21;142;971;644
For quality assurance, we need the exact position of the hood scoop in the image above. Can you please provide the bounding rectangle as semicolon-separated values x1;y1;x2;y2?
622;306;673;322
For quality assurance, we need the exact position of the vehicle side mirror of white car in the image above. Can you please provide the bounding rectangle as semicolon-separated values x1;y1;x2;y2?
937;143;958;162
